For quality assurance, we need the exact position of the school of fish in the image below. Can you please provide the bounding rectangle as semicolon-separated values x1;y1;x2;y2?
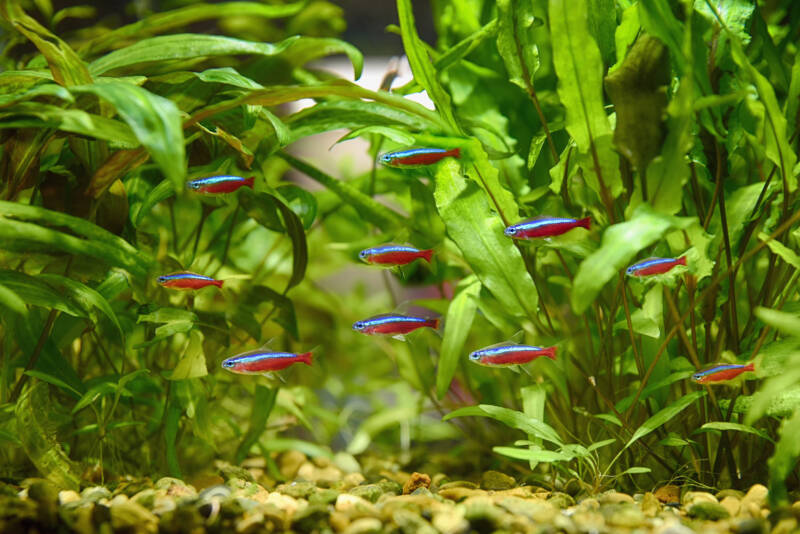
162;146;754;387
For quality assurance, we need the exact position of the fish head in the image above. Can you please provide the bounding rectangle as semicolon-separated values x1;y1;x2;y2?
691;372;704;383
157;275;168;284
503;226;518;237
352;320;366;332
379;153;393;165
358;250;369;262
625;265;636;275
221;359;237;371
186;181;201;190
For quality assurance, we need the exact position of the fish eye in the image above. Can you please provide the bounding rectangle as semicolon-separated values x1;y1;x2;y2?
469;352;480;360
504;227;517;236
359;250;367;258
353;321;364;330
157;276;166;283
222;360;234;368
691;373;701;381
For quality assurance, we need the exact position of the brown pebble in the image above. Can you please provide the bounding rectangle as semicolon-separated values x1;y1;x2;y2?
402;472;431;495
641;492;660;518
654;484;680;504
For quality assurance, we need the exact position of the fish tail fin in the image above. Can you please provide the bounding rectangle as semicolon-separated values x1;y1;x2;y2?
745;362;755;372
447;148;461;159
244;176;255;188
214;280;224;288
546;347;557;360
578;217;591;230
677;255;688;266
431;317;441;331
299;352;313;366
420;249;434;263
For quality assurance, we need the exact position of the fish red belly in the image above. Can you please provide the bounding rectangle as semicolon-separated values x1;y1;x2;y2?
370;251;419;265
163;279;216;290
636;262;678;276
240;358;293;373
704;368;745;382
520;222;575;238
369;321;432;335
486;351;538;365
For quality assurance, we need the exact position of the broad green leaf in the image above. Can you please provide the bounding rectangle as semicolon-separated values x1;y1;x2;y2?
434;159;538;321
755;307;800;337
134;178;175;226
82;1;306;55
259;438;333;460
587;438;617;452
167;330;207;380
0;0;92;86
396;0;459;133
273;194;307;291
281;37;363;80
0;83;73;108
768;409;800;505
71;82;185;192
236;385;279;464
521;384;547;470
444;404;563;446
605;34;669;173
0;103;138;146
138;308;198;324
89;34;300;76
0;201;153;278
694;0;755;46
618;466;652;476
623;391;706;450
571;204;695;313
587;0;617;65
549;0;622;198
436;17;499;73
277;185;317;230
24;370;82;398
496;0;539;93
494;446;572;463
436;276;480;399
759;232;800;271
336;126;416;147
72;382;117;414
0;270;83;317
15;382;81;490
193;67;263;89
694;422;773;443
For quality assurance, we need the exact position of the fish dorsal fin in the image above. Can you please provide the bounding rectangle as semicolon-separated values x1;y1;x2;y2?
509;330;525;343
256;338;277;351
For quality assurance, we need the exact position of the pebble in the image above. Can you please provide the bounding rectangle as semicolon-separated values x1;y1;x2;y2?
741;484;768;516
392;508;438;534
376;478;403;495
297;462;342;486
343;517;383;534
58;490;81;506
641;492;660;517
548;491;576;509
335;494;380;519
605;504;646;527
683;491;719;506
279;450;307;480
687;501;731;520
655;484;681;504
480;470;515;490
438;480;478;490
110;500;158;534
402;472;431;495
309;488;340;506
721;495;741;517
432;508;470;534
350;484;383;503
81;486;112;503
334;453;362;474
438;487;487;501
600;490;635;505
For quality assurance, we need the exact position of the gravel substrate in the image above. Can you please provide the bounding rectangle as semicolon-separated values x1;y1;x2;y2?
1;452;796;533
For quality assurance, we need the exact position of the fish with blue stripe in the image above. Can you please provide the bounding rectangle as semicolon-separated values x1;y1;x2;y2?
157;271;223;290
221;349;313;374
691;363;754;384
358;244;433;267
469;344;557;367
186;175;254;194
504;216;591;239
352;313;439;335
626;256;687;277
379;148;460;167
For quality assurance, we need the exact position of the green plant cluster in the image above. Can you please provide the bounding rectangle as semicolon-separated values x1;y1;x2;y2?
2;0;800;506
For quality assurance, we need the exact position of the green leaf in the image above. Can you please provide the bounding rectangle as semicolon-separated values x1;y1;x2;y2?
71;82;185;192
759;232;800;271
549;0;622;198
769;409;800;505
694;422;773;443
434;159;538;321
272;194;307;291
604;34;670;173
618;466;652;476
0;270;83;317
24;370;82;398
0;201;153;279
281;37;363;80
496;0;539;93
755;307;800;337
134;178;175;226
0;103;138;146
571;204;695;313
444;404;563;447
82;1;306;55
236;385;279;464
89;34;300;75
164;395;182;477
521;384;548;470
167;330;207;380
396;0;459;133
347;405;418;455
623;390;706;450
494;446;572;463
15;382;81;490
193;67;264;89
72;382;116;415
436;276;480;399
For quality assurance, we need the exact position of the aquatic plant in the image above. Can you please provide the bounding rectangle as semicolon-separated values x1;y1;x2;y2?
1;0;800;506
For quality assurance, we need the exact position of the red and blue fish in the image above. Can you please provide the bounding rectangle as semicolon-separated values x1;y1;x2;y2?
626;256;687;277
691;363;755;384
187;175;254;194
157;271;224;290
504;216;591;239
469;344;557;367
352;313;439;335
379;148;460;167
221;349;313;374
359;245;433;267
